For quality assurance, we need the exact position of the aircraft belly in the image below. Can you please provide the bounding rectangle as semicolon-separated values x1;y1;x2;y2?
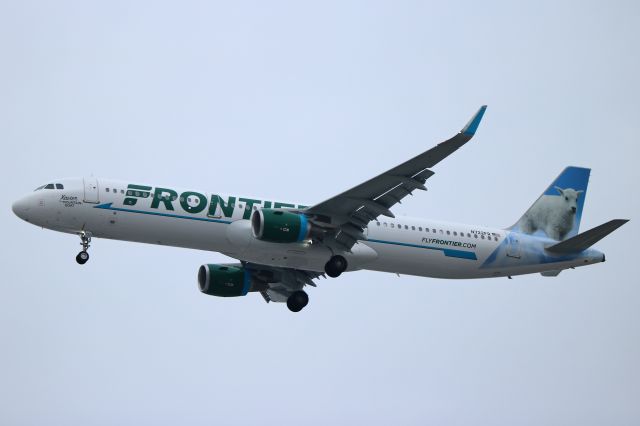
238;240;332;271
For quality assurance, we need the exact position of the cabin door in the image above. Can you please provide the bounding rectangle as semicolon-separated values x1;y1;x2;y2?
506;234;521;259
83;177;100;204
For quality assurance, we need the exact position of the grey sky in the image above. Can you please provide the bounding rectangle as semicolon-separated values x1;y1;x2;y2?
1;1;638;425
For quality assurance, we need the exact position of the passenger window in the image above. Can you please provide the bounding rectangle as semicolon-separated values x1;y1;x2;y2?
474;234;478;238
453;231;457;236
439;230;443;234
56;183;64;189
481;235;485;239
418;227;422;231
390;224;395;228
376;222;380;226
405;225;408;230
467;233;471;237
494;237;498;241
384;222;388;227
121;189;124;194
106;188;110;192
432;229;436;233
446;230;450;235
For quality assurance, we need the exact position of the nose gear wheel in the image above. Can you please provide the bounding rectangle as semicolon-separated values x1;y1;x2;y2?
76;231;92;265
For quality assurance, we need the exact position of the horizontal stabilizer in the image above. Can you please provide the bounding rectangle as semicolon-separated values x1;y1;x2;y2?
546;219;629;254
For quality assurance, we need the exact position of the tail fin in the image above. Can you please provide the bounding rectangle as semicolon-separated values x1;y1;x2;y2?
510;166;590;241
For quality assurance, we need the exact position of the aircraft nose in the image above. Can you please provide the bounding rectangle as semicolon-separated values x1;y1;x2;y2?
11;197;30;221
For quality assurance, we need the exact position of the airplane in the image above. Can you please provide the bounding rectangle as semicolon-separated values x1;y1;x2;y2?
11;106;629;312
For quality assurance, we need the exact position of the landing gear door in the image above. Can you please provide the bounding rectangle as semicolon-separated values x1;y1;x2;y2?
506;233;521;259
83;177;100;204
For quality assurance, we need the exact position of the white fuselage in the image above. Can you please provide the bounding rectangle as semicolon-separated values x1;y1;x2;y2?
12;177;605;279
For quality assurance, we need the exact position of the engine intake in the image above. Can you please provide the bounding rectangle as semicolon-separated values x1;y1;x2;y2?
198;264;251;297
251;209;311;243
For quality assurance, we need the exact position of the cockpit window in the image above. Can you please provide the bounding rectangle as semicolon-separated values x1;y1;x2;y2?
35;183;63;190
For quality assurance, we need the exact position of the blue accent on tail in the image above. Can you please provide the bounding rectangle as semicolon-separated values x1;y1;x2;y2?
541;166;590;198
511;166;590;241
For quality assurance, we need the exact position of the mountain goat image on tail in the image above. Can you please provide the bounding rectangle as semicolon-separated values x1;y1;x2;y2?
517;186;584;240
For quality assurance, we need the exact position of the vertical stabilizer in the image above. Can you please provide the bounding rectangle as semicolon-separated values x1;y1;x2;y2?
510;166;590;241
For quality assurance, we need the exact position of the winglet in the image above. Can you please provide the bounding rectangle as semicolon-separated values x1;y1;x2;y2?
461;105;487;136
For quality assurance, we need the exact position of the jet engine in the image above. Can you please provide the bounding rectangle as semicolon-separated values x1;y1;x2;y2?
198;264;266;297
251;208;311;243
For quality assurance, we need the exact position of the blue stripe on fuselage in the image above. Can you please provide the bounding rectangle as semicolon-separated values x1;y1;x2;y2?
94;203;233;224
367;238;477;260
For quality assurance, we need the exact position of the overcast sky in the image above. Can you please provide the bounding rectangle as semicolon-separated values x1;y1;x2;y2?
1;1;638;425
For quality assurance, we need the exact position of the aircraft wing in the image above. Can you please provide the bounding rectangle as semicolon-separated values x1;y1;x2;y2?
304;105;487;249
242;262;323;303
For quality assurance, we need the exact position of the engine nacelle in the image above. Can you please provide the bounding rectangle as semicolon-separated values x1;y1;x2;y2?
251;208;311;243
198;264;251;297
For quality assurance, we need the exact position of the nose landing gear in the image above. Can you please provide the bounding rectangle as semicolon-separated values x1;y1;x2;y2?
76;231;92;265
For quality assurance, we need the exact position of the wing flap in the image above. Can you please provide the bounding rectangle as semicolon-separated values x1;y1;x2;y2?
243;262;323;303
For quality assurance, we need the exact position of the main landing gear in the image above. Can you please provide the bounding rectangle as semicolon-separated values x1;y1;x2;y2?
324;255;347;278
287;290;309;313
76;231;92;265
